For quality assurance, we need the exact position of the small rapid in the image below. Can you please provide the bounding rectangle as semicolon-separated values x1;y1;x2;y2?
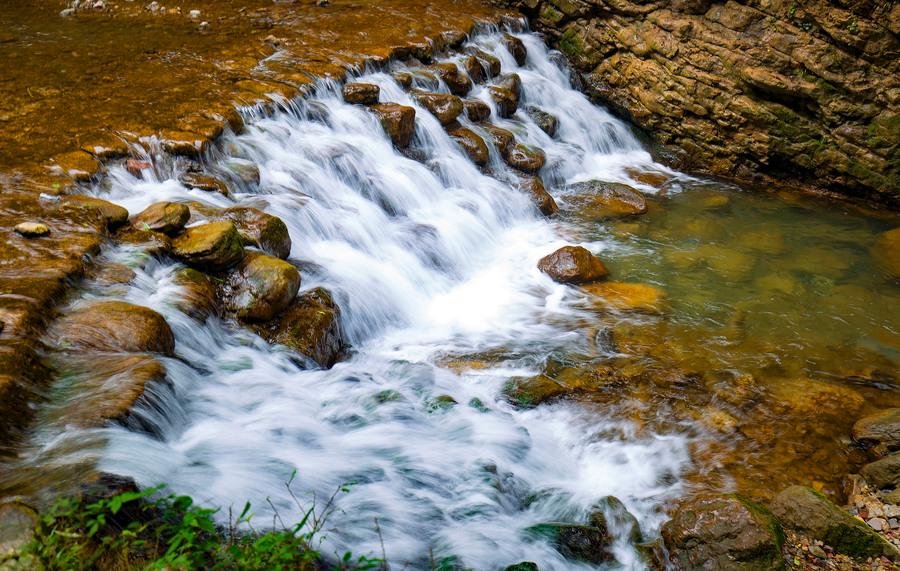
73;27;689;569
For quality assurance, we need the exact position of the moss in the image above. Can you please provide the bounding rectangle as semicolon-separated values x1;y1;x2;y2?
426;394;458;413
558;30;583;59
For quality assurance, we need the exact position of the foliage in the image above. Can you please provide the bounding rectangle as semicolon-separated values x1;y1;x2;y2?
4;472;383;571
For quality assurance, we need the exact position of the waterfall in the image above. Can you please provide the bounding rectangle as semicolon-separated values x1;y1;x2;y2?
79;27;689;570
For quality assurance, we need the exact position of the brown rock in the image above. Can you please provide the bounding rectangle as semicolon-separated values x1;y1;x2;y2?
256;287;346;368
480;124;515;154
872;228;900;280
505;143;545;173
431;62;472;96
411;91;463;125
466;47;501;78
568;180;648;217
489;86;519;118
853;408;900;452
342;82;380;105
125;158;152;178
463;99;491;122
502;33;527;66
226;252;301;322
392;71;413;89
59;195;129;230
172;267;218;320
49;300;175;355
132;202;190;236
582;282;665;313
370;103;416;148
221;206;291;260
448;126;489;166
14;222;50;237
171;221;245;271
538;245;609;284
516;175;558;216
179;172;230;196
462;55;483;83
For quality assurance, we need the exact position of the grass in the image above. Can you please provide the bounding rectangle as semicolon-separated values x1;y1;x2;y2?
3;472;383;571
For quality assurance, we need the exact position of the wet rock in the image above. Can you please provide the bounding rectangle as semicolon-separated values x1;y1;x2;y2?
771;378;865;425
567;180;647;217
502;33;527;66
342;82;380;105
590;496;642;543
0;502;37;557
662;494;784;571
480;124;515;154
462;55;483;83
179;172;230;196
771;486;900;560
14;222;49;237
226;252;300;322
95;263;137;286
392;71;413;89
221;206;291;260
114;226;172;257
861;453;900;490
626;167;671;189
448;126;489;166
489;75;521;118
223;158;261;186
431;63;472;96
411;91;463;126
172;267;218;320
872;228;900;280
467;47;502;78
503;563;537;571
524;522;613;564
171;221;245;271
50;300;175;355
505;143;545;173
516;175;558;216
463;99;491;122
370;103;416;148
132;202;190;236
538;245;609;284
160;130;208;157
524;105;558;137
426;394;458;413
255;287;345;368
503;374;567;408
581;282;665;313
853;408;900;452
125;158;152;178
59;195;129;230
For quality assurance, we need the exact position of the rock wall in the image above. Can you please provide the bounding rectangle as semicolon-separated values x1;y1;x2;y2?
503;0;900;204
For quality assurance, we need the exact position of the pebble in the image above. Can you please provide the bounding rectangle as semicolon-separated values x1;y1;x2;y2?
198;21;210;31
188;9;201;18
60;8;75;16
14;222;50;237
809;545;827;558
868;517;887;531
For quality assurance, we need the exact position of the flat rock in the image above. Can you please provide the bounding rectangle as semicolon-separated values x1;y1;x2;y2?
50;300;175;355
567;180;648;217
854;408;900;452
538;245;609;284
342;82;380;105
171;220;245;271
180;172;230;195
132;202;190;236
59;195;129;230
14;222;50;237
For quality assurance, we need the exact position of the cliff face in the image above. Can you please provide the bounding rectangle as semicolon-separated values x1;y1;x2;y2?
505;0;900;204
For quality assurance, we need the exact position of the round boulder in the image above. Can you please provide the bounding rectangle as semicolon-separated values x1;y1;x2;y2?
505;143;545;173
431;63;472;96
132;202;190;236
171;221;245;272
50;300;175;355
227;252;301;322
538;246;609;284
221;206;292;260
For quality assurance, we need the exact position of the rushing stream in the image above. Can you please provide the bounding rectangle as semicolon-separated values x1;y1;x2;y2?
3;24;898;570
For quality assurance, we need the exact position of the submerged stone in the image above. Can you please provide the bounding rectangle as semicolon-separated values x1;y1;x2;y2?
221;206;292;260
448;126;489;166
50;300;175;355
872;227;900;280
504;563;538;571
581;282;665;313
370;103;416;148
227;251;301;323
524;522;613;564
502;33;527;66
538;245;609;284
426;394;458;413
524;105;558;137
132;202;190;236
59;195;129;230
411;91;463;125
503;374;567;408
567;180;647;217
342;82;380;105
171;220;245;271
590;495;642;544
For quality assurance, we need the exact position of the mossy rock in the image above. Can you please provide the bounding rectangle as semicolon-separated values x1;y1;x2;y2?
49;300;175;356
227;252;300;323
504;563;538;571
503;375;568;408
524;522;614;564
221;206;291;260
171;221;245;272
255;287;346;368
426;394;458;413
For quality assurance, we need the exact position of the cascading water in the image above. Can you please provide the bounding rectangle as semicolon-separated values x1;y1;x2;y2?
60;28;691;569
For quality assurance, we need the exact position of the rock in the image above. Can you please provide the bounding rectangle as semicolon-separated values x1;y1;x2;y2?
223;158;261;185
662;494;784;571
226;252;300;322
221;206;291;260
872;228;900;280
255;287;345;368
179;172;230;195
462;55;483;83
489;75;522;118
59;195;129;230
502;33;527;66
114;226;172;257
392;71;413;89
504;563;538;571
125;158;152;178
0;502;37;556
426;394;458;413
771;486;900;560
538;246;609;284
505;143;545;173
50;300;175;355
370;103;416;148
172;267;218;320
524;105;558;137
14;222;49;237
171;221;245;271
448;126;489;166
590;496;642;543
516;175;558;216
581;282;665;313
431;63;472;96
480;124;515;154
342;83;380;105
861;453;900;490
467;48;502;78
411;91;463;126
132;202;190;236
567;180;647;217
854;408;900;453
626;168;671;189
503;374;568;408
524;522;613;564
463;99;491;122
771;378;865;425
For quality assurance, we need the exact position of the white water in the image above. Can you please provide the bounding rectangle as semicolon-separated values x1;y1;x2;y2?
81;28;689;569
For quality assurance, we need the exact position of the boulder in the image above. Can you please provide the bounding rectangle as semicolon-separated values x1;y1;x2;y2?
466;47;502;78
503;33;527;66
255;287;346;368
538;246;609;284
524;522;613;564
853;408;900;452
581;282;665;313
14;222;50;237
516;175;558;216
370;103;416;148
662;494;784;571
172;267;219;320
503;375;568;408
59;195;129;230
392;71;413;89
431;63;472;96
171;221;245;271
114;226;172;257
770;485;900;560
49;300;175;355
590;496;642;544
567;180;647;217
412;91;463;126
132;202;190;236
480;124;515;154
462;55;483;83
463;99;491;122
489;85;519;118
861;453;900;490
504;564;537;571
227;252;301;322
342;82;380;105
221;206;291;260
448;126;489;166
0;502;37;557
525;105;559;137
505;143;545;173
179;172;230;196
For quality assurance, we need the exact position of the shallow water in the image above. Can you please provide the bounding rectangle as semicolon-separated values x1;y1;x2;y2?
1;24;898;571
